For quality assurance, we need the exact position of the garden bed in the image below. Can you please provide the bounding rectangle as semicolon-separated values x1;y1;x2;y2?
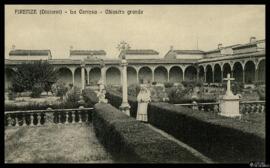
148;102;265;163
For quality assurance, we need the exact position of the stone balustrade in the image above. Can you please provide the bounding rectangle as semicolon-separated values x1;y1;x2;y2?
174;100;265;115
174;102;220;113
239;101;265;114
5;108;94;127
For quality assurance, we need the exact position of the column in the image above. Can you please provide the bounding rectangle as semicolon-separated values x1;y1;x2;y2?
121;68;123;84
152;70;154;82
212;71;215;83
119;59;130;116
204;70;206;83
86;68;90;85
221;70;223;83
255;66;258;82
182;67;186;81
243;71;245;84
101;67;106;85
136;71;139;84
81;64;85;90
71;68;75;86
196;69;199;82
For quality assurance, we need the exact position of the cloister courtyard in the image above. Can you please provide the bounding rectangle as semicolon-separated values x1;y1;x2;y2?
4;37;266;163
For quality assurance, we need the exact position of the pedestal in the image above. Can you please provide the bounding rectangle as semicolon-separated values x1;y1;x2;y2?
219;95;241;117
119;102;130;116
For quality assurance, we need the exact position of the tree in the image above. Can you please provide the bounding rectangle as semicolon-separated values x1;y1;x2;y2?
51;80;68;100
11;60;58;97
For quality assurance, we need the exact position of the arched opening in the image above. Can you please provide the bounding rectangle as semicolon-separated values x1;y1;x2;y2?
74;67;87;88
138;66;152;84
154;66;168;83
169;66;183;83
106;67;121;85
185;66;197;81
127;67;137;85
257;60;265;82
214;64;222;83
244;61;255;84
223;63;232;79
57;67;73;86
198;66;204;82
233;62;243;83
89;67;101;85
206;65;213;83
5;68;15;91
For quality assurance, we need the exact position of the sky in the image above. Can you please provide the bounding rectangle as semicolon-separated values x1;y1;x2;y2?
5;5;265;59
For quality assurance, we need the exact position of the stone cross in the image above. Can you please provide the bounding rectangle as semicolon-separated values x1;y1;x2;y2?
223;73;234;96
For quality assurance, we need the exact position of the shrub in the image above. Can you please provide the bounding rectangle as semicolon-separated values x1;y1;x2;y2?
51;80;68;99
30;84;43;98
82;88;99;107
257;87;265;100
44;81;55;95
7;89;16;100
167;86;188;103
64;86;81;108
4;100;86;111
93;103;204;163
231;81;244;94
164;82;174;88
152;81;157;85
195;81;203;87
148;102;265;163
128;84;141;97
181;81;196;88
106;89;138;118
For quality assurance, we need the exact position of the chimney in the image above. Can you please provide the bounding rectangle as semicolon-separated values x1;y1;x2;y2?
170;45;174;51
250;36;256;43
218;43;223;49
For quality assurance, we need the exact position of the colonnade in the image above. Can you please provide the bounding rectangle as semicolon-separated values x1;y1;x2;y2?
4;57;265;90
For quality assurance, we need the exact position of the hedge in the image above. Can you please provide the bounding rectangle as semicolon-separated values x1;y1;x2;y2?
82;88;99;106
93;103;204;163
105;90;138;118
148;102;265;163
4;101;92;111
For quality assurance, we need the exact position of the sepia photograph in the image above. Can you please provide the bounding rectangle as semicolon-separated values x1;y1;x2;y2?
4;4;266;164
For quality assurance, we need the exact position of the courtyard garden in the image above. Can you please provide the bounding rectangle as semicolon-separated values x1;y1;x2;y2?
4;60;265;163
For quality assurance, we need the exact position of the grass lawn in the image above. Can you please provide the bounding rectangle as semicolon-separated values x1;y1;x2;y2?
5;123;113;163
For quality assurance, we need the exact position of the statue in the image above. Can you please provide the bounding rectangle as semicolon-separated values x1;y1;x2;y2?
97;79;105;92
97;79;108;103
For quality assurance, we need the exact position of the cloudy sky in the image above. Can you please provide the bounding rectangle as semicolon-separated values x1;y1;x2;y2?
5;5;265;59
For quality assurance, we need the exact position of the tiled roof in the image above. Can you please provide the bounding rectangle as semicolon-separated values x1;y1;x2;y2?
123;49;159;55
70;50;106;56
9;50;51;56
173;50;204;54
204;44;240;53
232;40;265;49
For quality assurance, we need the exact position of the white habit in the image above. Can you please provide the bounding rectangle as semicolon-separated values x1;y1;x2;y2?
136;87;151;122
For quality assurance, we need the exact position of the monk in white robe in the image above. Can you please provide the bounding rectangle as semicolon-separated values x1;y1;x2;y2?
136;86;151;122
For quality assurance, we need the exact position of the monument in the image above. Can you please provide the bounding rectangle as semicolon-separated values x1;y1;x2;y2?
219;73;241;117
97;79;108;103
119;56;131;116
